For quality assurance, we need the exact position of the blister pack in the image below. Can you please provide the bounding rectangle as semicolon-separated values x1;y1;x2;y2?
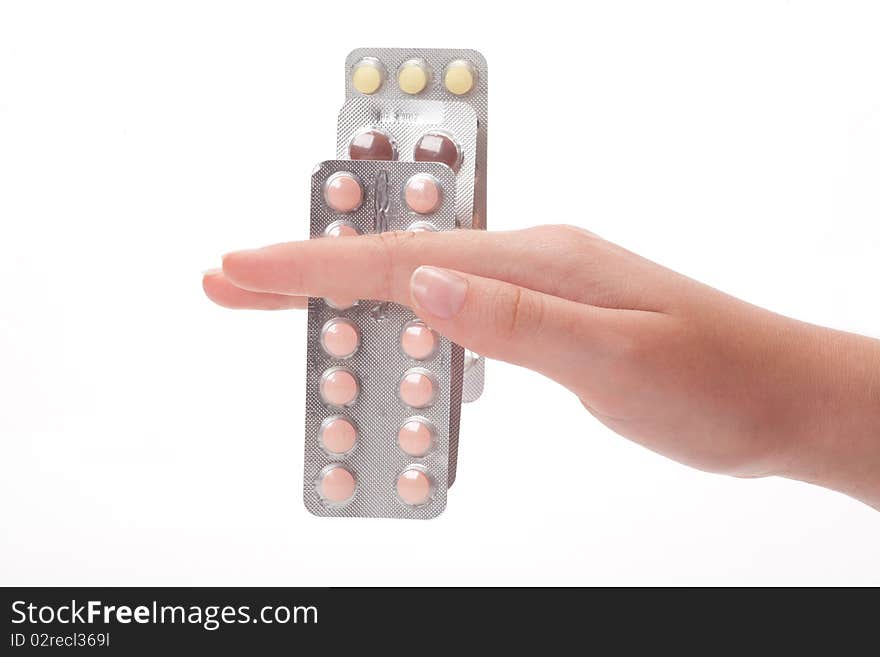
336;98;477;230
342;48;488;404
302;160;461;519
335;98;475;487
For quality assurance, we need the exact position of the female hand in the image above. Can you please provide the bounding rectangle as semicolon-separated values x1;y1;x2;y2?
204;225;880;509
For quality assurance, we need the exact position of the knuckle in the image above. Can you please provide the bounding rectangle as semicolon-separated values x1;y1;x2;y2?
374;230;416;299
493;285;544;342
526;224;601;251
375;229;413;255
525;224;565;240
552;223;601;244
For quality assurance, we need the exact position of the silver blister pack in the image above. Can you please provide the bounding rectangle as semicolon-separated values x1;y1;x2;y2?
336;98;473;486
303;160;460;519
344;47;488;404
336;98;477;229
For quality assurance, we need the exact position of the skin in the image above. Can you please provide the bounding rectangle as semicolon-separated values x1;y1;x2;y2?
204;225;880;509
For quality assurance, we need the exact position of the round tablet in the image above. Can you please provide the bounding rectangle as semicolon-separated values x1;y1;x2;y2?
320;368;359;407
325;296;357;311
413;132;462;173
351;57;384;95
349;128;396;161
319;416;357;455
323;172;363;214
398;369;437;408
400;321;438;360
404;173;442;214
318;465;356;504
324;221;359;237
443;59;476;96
396;468;432;506
398;59;430;95
321;318;360;359
397;419;434;457
407;221;437;233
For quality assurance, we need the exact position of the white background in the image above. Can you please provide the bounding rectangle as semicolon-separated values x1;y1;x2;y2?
1;1;879;586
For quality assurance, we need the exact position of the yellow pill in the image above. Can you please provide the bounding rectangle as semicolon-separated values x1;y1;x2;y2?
444;60;476;96
351;58;383;95
398;60;430;95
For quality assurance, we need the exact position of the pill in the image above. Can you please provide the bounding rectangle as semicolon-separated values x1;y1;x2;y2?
464;349;481;372
325;297;357;311
398;369;436;408
397;419;434;457
396;468;432;506
320;368;359;407
321;318;360;359
349;128;396;161
404;173;442;214
398;59;430;95
319;416;357;455
443;59;476;96
318;465;356;504
413;132;462;173
323;172;363;214
324;221;360;237
407;221;437;233
400;321;438;360
351;57;384;95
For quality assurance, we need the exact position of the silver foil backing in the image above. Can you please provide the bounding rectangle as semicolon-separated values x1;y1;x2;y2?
303;160;460;519
343;47;487;403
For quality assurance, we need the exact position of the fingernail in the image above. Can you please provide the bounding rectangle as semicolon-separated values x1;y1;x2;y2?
410;266;467;319
202;267;222;276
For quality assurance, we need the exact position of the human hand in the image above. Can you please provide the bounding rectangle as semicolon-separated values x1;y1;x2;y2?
204;225;880;509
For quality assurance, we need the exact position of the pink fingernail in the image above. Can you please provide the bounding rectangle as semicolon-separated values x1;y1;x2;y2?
410;266;467;319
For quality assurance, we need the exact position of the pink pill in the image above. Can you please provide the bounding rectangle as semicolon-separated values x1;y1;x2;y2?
404;174;442;214
323;172;363;214
325;297;357;310
318;465;356;504
396;468;433;506
320;368;359;407
400;321;438;360
398;369;437;408
319;416;357;455
324;221;360;237
321;318;360;359
397;419;435;457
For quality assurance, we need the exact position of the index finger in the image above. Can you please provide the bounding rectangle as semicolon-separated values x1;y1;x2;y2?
221;227;582;305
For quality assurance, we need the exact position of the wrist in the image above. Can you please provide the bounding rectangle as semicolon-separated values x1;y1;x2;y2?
774;321;880;508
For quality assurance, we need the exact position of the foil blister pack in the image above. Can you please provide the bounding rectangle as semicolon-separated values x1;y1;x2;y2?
335;95;480;488
343;48;488;404
337;98;477;230
300;48;488;519
303;160;461;519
